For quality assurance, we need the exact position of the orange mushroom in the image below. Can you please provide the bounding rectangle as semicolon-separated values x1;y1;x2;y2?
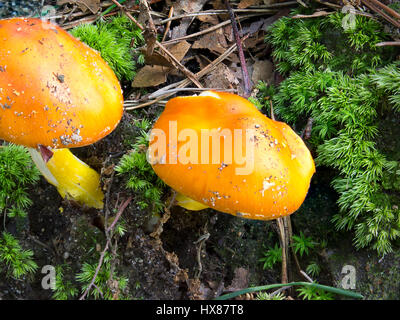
148;91;315;220
0;17;124;208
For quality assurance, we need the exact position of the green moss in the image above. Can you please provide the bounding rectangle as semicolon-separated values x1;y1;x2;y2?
70;15;144;81
0;144;39;219
257;11;400;255
115;119;165;214
0;232;38;279
0;144;39;280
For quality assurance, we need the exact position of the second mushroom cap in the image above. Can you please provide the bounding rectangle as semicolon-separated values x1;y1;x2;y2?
149;91;315;220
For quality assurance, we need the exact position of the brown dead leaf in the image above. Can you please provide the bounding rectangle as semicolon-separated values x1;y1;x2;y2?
204;63;239;90
101;164;115;176
133;41;191;87
168;40;192;62
132;65;168;88
210;0;225;10
251;59;274;85
57;0;100;14
193;29;228;54
187;279;218;300
225;267;249;292
223;25;234;43
197;14;220;24
140;50;173;68
171;0;209;39
238;0;263;9
164;251;189;283
140;40;191;68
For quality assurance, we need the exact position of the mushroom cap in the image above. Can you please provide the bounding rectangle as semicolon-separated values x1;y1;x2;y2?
0;18;123;148
149;91;315;220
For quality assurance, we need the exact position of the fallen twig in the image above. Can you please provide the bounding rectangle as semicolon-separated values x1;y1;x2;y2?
124;41;241;110
161;13;264;45
147;87;236;99
194;232;210;279
161;6;174;42
292;10;334;19
110;0;202;88
365;0;400;20
224;0;251;98
362;0;400;28
376;41;400;47
79;196;132;300
159;9;278;24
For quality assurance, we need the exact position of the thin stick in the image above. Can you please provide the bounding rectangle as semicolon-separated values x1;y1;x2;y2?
224;0;251;98
161;6;174;42
147;87;236;99
79;197;132;300
124;41;240;110
110;0;202;88
194;232;210;279
376;41;400;47
159;9;277;24
161;13;264;45
300;270;314;283
106;197;132;234
362;0;400;28
312;0;341;9
366;0;400;20
276;218;288;284
292;11;334;19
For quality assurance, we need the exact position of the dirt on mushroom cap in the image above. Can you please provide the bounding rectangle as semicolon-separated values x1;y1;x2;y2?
0;17;123;149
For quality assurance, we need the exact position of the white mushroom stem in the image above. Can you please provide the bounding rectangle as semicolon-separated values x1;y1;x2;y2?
28;147;104;209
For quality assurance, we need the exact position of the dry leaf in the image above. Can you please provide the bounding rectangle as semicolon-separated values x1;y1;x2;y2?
223;25;234;43
238;0;263;9
197;14;220;24
167;40;191;62
225;267;249;292
57;0;100;14
140;50;174;68
131;65;169;88
140;40;191;68
211;0;225;10
133;40;191;87
251;59;274;85
192;29;228;54
204;63;239;90
171;0;209;39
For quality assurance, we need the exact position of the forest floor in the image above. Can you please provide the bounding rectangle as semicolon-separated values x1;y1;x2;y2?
0;0;400;300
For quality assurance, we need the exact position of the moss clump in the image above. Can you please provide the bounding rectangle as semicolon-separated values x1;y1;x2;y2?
115;119;165;214
70;15;144;81
258;11;400;255
267;12;393;74
0;232;38;279
0;144;39;279
0;143;40;219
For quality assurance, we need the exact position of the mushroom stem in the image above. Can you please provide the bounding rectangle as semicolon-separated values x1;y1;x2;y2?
28;147;104;209
175;192;209;211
